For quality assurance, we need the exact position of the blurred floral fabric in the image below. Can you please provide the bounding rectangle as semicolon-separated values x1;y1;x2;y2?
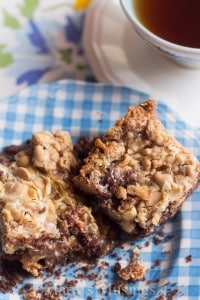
0;0;94;97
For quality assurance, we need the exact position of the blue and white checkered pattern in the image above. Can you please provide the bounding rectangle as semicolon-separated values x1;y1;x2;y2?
0;80;200;300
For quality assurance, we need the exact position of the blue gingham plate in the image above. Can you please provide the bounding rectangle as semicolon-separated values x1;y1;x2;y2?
0;80;200;300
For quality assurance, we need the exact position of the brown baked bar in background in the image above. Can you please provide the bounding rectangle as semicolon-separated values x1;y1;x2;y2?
0;131;115;276
74;100;200;236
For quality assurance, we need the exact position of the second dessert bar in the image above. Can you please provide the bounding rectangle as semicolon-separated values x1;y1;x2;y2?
74;100;200;236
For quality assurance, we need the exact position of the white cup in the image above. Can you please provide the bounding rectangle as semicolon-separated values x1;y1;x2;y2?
120;0;200;68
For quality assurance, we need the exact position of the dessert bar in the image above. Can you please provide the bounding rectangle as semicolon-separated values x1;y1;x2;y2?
0;131;115;276
74;100;200;235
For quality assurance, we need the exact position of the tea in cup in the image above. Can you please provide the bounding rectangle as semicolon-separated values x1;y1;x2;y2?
120;0;200;68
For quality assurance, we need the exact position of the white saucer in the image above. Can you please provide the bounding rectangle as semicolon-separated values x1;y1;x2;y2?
83;0;200;127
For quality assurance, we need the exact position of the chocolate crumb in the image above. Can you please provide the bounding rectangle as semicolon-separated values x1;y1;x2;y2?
76;273;87;280
88;273;98;280
157;228;165;237
151;259;161;269
153;236;163;245
185;254;192;263
164;234;174;242
19;283;34;295
147;278;160;285
79;264;97;273
114;262;121;272
146;279;152;285
170;282;177;287
111;282;133;297
98;260;109;272
167;289;179;300
109;253;118;258
156;295;166;300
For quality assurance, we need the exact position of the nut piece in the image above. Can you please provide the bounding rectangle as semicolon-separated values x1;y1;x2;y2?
15;152;30;167
115;186;127;200
4;182;24;197
33;177;45;189
14;167;31;181
154;172;173;188
32;131;77;174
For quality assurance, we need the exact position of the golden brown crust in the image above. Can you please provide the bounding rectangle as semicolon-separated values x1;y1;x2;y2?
74;100;200;234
